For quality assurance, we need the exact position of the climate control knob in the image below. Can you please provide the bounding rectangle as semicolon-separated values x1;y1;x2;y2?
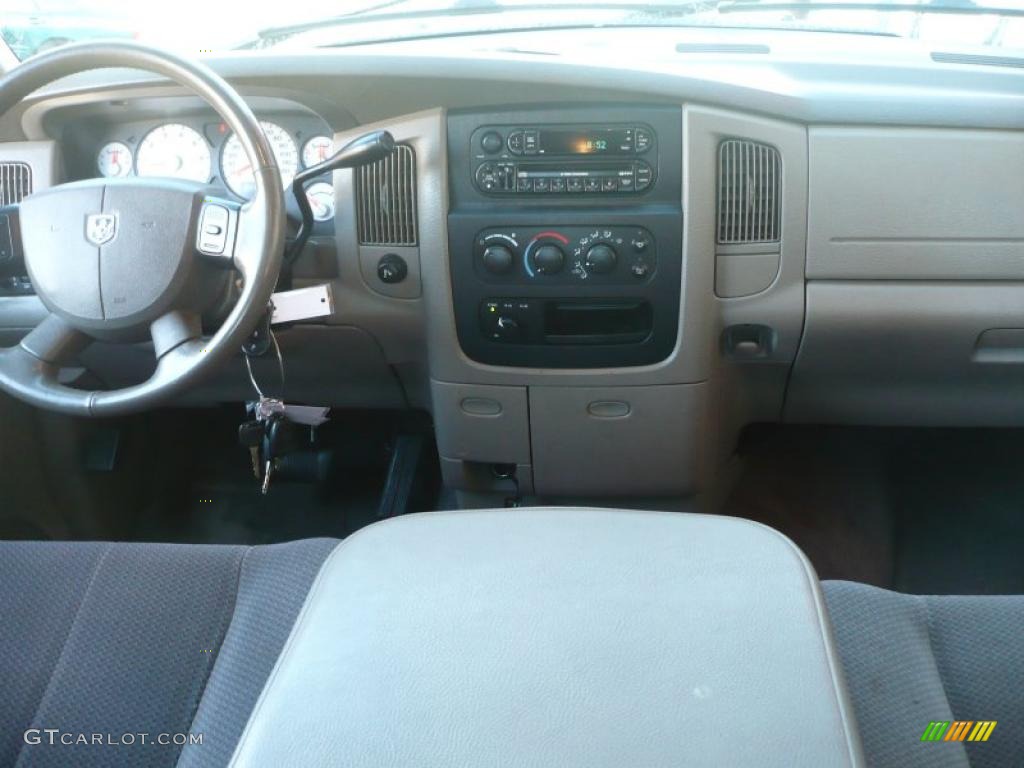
585;244;617;274
482;244;514;274
531;244;565;275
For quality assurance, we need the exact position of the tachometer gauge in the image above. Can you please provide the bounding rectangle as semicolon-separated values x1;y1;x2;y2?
305;182;335;222
136;123;211;182
97;141;133;178
302;135;334;169
221;122;298;199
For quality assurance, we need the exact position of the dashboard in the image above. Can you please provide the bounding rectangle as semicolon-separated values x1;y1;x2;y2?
1;27;1023;502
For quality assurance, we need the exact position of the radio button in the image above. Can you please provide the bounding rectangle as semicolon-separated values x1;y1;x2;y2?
475;163;498;191
507;131;525;155
618;175;635;191
601;178;618;192
534;178;550;192
566;178;584;193
550;178;565;193
523;131;540;155
635;128;652;153
635;163;653;191
517;178;533;192
584;178;602;192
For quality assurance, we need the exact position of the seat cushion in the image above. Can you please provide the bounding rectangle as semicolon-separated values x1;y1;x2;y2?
822;580;1024;768
0;538;337;768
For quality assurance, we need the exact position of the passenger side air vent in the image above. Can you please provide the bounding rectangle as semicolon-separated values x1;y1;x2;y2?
716;139;781;244
356;144;418;246
0;162;32;206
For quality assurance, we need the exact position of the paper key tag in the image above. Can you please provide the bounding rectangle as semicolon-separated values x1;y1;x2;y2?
270;284;334;325
283;404;331;427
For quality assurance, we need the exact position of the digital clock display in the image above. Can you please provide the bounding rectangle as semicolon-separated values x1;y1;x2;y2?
543;128;634;156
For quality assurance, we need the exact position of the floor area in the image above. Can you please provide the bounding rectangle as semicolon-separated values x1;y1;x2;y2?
2;395;1022;595
133;407;443;545
0;402;441;545
722;425;1024;595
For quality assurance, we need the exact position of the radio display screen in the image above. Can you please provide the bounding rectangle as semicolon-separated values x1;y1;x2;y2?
542;128;634;156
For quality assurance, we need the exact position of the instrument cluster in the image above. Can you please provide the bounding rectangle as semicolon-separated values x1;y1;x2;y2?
87;114;337;222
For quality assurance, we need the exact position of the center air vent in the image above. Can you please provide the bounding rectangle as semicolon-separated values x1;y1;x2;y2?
0;162;32;206
356;144;418;246
717;139;780;244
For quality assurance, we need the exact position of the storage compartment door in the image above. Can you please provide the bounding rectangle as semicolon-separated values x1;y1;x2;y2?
529;383;706;496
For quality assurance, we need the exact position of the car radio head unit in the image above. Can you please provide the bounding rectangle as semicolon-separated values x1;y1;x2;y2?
470;123;657;196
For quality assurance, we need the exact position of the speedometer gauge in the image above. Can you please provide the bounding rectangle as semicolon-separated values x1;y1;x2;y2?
220;122;298;199
97;142;133;178
136;124;211;182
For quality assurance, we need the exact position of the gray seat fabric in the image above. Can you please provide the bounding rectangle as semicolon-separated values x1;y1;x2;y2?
0;538;337;768
822;580;1024;768
3;527;1019;768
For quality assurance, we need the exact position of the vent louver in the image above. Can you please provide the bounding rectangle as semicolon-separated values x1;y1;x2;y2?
0;162;32;206
716;139;780;245
356;144;418;246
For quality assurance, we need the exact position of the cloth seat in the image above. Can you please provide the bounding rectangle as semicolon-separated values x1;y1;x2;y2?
2;517;1018;768
822;580;1024;768
0;538;337;767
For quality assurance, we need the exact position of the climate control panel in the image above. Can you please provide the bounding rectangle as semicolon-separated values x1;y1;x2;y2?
473;226;657;286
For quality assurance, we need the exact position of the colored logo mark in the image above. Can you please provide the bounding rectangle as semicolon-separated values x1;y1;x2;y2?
921;721;997;742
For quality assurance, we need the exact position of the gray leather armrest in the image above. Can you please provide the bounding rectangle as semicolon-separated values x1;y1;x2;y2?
230;508;864;767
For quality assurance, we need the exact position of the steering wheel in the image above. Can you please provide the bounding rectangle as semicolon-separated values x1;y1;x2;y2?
0;42;284;416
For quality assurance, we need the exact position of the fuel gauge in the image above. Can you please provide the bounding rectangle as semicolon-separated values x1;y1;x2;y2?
97;141;133;178
305;182;335;222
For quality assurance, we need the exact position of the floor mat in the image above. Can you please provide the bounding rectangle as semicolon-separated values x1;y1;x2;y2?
889;430;1024;595
723;426;1024;595
130;406;438;545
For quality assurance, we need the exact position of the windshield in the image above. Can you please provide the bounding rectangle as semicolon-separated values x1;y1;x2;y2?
2;0;1022;61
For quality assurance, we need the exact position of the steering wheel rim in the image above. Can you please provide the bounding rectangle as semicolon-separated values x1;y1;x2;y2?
0;41;285;416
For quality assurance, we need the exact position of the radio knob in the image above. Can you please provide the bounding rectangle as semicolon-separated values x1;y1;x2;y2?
532;244;565;275
481;131;503;154
585;244;617;274
482;244;515;274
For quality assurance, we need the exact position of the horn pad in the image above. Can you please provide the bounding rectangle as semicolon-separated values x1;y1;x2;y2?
21;178;203;333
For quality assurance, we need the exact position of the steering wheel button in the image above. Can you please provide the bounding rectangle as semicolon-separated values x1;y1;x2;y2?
197;203;230;255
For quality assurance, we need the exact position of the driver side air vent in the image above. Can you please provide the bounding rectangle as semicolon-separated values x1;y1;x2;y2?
0;162;32;206
717;139;781;244
356;144;418;246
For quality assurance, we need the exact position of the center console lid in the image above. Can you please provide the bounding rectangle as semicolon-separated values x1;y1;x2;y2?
230;509;864;767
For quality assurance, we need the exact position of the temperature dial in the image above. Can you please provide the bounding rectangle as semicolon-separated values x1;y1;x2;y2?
531;244;565;275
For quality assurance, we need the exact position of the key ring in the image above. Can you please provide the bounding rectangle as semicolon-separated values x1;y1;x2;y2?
244;328;285;400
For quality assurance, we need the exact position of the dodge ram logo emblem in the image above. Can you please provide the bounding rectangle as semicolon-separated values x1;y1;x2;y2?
85;213;117;246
